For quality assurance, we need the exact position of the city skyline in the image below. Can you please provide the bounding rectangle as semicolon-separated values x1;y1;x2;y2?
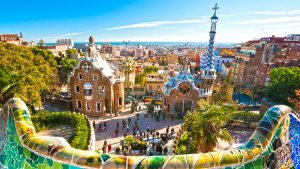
1;0;300;43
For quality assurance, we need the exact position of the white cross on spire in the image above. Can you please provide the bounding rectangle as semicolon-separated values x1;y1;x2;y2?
212;3;219;15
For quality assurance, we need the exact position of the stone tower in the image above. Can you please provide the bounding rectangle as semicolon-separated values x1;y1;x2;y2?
200;3;219;99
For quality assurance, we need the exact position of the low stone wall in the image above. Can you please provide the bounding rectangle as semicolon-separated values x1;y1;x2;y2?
172;125;185;154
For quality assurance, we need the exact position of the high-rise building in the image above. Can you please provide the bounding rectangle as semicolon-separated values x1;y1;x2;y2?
56;38;74;48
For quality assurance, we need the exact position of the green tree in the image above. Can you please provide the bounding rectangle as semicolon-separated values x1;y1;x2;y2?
57;58;78;84
66;48;78;58
184;100;235;153
0;42;58;106
265;67;300;104
213;73;234;104
31;47;57;67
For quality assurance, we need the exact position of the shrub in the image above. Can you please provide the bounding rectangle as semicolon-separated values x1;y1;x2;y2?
229;111;263;126
177;145;187;154
31;111;90;150
124;136;147;150
179;132;189;145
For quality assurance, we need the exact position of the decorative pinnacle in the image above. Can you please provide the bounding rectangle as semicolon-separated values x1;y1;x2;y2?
212;3;219;16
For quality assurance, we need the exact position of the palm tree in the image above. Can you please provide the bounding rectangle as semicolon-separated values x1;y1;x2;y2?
123;58;134;88
184;100;235;153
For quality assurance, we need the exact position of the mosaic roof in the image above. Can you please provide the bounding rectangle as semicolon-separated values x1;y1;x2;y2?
163;67;200;95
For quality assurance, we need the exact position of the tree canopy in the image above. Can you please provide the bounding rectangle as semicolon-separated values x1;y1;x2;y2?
183;100;236;153
135;66;159;87
265;67;300;104
0;43;58;106
57;58;78;84
66;48;79;58
212;73;234;104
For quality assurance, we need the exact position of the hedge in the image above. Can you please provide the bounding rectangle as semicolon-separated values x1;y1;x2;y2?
31;111;90;150
231;111;263;125
176;132;189;154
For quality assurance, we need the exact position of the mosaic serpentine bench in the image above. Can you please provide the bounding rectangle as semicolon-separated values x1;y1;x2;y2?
0;98;299;169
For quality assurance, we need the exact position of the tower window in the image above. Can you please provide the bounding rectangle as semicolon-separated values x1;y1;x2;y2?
78;73;83;80
77;100;81;110
82;62;91;72
86;102;91;111
99;86;105;94
96;102;101;112
93;73;98;80
119;97;123;106
75;85;80;93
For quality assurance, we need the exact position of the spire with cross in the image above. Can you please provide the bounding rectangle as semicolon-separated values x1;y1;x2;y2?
203;3;219;73
212;3;219;18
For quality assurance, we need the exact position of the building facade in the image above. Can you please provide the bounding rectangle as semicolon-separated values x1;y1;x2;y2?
145;74;165;95
0;33;23;45
70;37;125;116
162;4;219;116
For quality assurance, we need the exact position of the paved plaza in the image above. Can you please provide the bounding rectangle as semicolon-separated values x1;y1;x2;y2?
90;104;184;153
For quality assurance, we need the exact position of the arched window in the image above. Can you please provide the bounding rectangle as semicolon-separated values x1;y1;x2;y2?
82;62;91;72
99;86;105;94
78;73;83;80
93;73;98;80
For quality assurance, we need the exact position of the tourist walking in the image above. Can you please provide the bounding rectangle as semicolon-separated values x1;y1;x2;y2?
126;123;130;132
102;145;106;153
104;122;107;130
163;146;168;155
166;126;169;136
115;147;120;155
122;119;125;129
117;121;119;129
98;123;102;131
171;128;175;137
115;128;119;136
108;144;112;153
171;114;174;121
93;121;96;129
128;117;131;125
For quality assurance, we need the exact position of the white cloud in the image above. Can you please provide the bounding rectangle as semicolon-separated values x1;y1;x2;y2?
104;19;208;30
235;16;300;25
249;10;300;16
64;31;91;36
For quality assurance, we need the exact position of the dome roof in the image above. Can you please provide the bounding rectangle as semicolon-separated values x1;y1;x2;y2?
89;36;94;44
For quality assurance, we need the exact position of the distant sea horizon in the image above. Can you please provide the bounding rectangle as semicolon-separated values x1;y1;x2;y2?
45;41;240;50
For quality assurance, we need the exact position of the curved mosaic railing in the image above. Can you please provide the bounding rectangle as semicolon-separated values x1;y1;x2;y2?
0;98;299;168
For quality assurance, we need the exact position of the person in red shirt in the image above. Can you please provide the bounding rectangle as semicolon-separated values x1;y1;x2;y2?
108;144;112;153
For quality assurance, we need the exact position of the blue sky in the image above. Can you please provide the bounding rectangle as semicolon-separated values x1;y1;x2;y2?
1;0;300;43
